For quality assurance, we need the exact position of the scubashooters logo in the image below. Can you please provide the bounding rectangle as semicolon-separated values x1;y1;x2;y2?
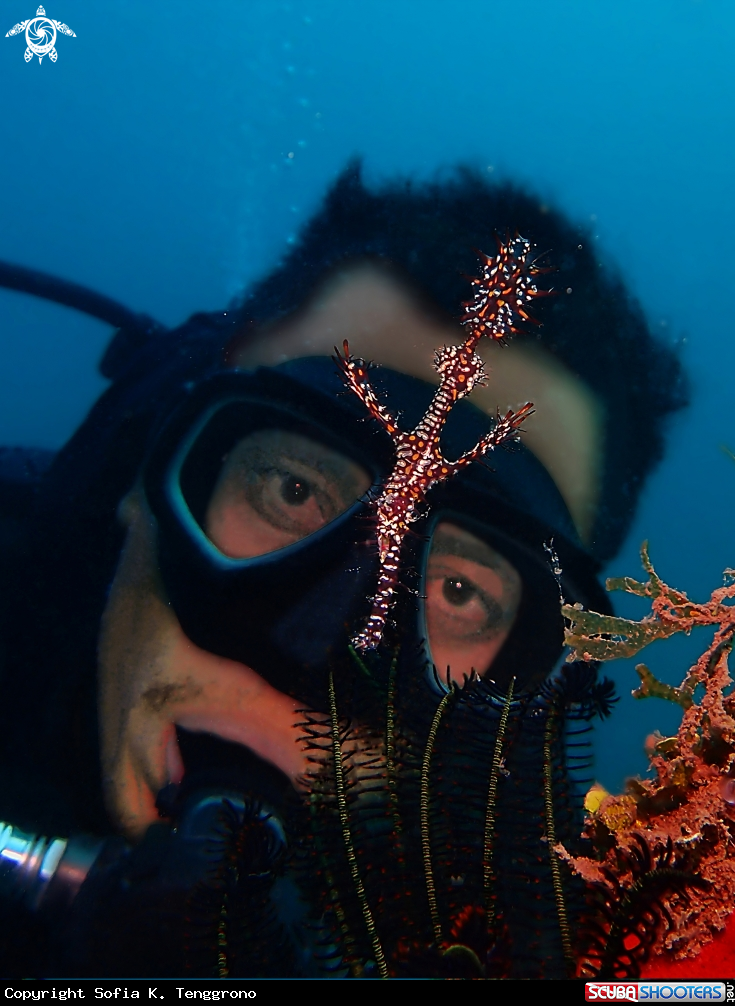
5;6;75;63
585;984;727;1002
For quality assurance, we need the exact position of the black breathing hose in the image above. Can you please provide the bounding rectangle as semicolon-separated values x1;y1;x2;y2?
0;259;164;337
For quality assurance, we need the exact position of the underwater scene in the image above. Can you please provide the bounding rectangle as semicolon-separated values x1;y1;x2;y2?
0;0;733;982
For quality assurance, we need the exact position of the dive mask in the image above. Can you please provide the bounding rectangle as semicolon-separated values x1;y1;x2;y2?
143;357;609;698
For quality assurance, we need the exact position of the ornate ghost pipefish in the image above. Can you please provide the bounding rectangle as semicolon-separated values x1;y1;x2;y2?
336;234;552;651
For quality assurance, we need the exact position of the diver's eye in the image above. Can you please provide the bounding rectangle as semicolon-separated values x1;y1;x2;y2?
281;475;311;505
426;521;521;681
427;566;502;638
204;429;371;559
254;463;327;532
442;576;477;607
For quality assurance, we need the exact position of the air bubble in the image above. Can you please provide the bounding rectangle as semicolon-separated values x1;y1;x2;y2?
720;778;735;805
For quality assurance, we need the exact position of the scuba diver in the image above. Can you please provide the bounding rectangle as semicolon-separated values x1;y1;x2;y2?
0;163;687;978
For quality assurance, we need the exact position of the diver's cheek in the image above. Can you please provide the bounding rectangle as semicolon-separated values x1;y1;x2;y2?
97;492;184;838
98;487;311;840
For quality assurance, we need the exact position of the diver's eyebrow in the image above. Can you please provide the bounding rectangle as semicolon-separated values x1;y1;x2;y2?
271;447;365;494
235;433;357;477
235;434;368;499
429;530;503;570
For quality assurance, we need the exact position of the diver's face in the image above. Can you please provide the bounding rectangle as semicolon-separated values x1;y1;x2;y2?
98;266;603;839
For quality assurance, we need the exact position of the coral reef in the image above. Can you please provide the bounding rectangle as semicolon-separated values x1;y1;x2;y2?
335;235;550;650
560;544;735;976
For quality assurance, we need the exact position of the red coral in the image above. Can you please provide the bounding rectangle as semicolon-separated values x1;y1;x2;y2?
561;549;735;973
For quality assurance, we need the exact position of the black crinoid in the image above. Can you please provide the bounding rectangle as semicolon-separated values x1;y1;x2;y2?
185;797;296;978
575;834;711;979
291;646;618;979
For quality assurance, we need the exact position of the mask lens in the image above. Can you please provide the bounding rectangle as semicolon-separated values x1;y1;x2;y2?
202;428;371;558
425;521;521;681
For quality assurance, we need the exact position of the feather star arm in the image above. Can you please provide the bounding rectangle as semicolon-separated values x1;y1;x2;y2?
340;234;550;651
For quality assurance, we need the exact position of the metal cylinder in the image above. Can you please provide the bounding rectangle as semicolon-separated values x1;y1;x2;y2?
0;821;103;912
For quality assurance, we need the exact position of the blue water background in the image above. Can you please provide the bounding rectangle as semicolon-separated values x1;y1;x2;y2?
0;0;732;791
